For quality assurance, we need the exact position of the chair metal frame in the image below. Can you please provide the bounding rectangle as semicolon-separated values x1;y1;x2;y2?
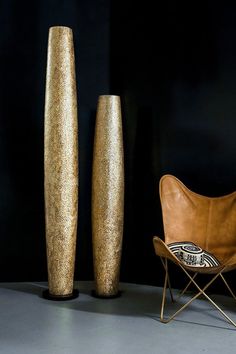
160;257;236;327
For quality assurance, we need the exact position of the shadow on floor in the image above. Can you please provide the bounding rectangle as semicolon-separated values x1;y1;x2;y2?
1;281;236;330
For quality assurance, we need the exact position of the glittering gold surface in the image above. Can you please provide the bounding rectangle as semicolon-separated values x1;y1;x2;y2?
92;95;124;297
44;27;78;296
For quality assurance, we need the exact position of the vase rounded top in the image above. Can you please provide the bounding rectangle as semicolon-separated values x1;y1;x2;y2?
49;25;72;32
99;94;120;99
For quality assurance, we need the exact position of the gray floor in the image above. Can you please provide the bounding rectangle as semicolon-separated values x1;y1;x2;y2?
0;281;236;354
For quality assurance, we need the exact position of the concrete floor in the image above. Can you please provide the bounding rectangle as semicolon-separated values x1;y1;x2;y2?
0;281;236;354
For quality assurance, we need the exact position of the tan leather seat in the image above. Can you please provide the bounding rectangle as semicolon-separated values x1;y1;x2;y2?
153;174;236;326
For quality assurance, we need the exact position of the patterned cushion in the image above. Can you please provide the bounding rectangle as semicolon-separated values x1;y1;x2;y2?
168;241;220;267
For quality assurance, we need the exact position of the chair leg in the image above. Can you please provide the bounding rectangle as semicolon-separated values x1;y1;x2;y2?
160;266;220;323
160;263;236;327
179;265;236;328
160;258;169;322
220;273;236;301
160;258;174;302
177;272;198;300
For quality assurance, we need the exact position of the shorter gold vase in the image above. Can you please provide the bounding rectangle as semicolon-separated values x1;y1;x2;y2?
92;95;124;298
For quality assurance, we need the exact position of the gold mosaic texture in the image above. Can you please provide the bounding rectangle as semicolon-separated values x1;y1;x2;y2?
92;95;124;297
44;27;78;296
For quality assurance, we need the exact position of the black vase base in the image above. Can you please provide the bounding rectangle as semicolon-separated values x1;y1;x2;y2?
91;290;122;299
42;289;79;301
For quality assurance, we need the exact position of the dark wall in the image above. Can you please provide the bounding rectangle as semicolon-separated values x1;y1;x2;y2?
0;1;235;292
111;1;236;290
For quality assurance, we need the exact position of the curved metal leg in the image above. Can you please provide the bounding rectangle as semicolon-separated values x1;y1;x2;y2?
177;273;198;300
220;273;236;301
159;262;236;327
160;258;174;302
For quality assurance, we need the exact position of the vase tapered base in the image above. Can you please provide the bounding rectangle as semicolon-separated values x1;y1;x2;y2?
91;290;122;299
42;289;79;301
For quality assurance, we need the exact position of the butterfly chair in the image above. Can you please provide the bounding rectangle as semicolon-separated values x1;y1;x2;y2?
153;174;236;327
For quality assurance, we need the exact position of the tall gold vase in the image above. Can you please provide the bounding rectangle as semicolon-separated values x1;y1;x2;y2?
43;26;79;300
92;95;124;298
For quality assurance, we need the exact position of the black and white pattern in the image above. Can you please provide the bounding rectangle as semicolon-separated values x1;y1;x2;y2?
168;241;220;267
